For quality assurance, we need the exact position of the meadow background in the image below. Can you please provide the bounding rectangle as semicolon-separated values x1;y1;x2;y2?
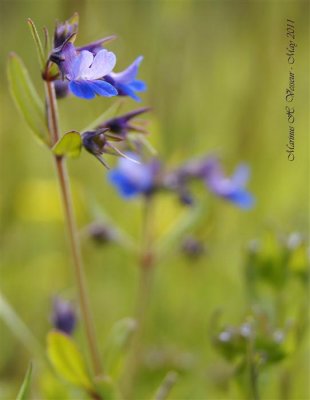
0;0;309;399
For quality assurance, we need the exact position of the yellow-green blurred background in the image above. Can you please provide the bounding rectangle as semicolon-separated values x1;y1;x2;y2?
0;0;309;399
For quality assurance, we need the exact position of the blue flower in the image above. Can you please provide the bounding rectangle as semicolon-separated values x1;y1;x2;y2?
108;154;159;198
51;297;76;335
106;56;146;101
51;42;118;99
203;158;254;209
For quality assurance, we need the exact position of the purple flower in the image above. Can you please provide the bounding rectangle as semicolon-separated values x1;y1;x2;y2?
51;42;118;99
51;297;76;335
98;107;150;137
106;56;146;101
203;157;254;209
108;154;159;198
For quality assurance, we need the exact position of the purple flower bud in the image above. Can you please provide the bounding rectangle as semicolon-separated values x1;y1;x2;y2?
98;107;151;137
87;222;117;244
82;129;134;168
181;236;205;259
54;13;79;49
54;79;70;99
51;297;76;335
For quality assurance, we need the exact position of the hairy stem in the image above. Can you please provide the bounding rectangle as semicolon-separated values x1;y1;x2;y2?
45;79;102;377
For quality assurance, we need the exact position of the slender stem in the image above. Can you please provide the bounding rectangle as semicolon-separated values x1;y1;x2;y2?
247;340;260;400
122;196;155;398
44;79;103;377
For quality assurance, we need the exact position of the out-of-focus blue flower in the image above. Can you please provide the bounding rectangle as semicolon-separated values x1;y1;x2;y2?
203;157;254;209
99;107;150;137
108;154;159;198
163;156;254;209
51;297;76;335
51;42;118;99
106;56;146;101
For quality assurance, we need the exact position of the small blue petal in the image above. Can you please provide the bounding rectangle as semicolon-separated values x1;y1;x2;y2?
89;80;118;97
108;170;140;198
130;80;147;92
69;81;96;99
111;56;143;84
226;190;255;209
117;83;141;102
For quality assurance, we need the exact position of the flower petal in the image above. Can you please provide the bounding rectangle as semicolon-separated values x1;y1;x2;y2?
83;49;116;80
231;164;250;187
117;83;141;101
88;80;118;97
129;80;147;91
108;170;140;198
110;56;143;84
226;190;254;209
58;42;77;77
69;81;96;99
71;50;94;80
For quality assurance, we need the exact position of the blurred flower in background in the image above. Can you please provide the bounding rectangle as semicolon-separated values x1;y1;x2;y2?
51;297;77;336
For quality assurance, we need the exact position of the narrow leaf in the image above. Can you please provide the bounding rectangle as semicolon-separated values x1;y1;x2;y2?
153;371;178;400
7;53;50;146
47;331;94;391
0;292;44;359
27;19;46;69
82;100;123;132
103;318;137;379
52;131;82;158
16;363;33;400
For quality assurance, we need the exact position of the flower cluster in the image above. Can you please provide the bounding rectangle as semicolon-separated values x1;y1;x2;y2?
108;154;254;209
49;15;146;100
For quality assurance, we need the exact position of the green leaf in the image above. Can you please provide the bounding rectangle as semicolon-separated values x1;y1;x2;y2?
103;318;137;379
52;131;82;158
47;331;94;391
82;100;123;132
16;363;32;400
7;53;50;146
27;19;46;69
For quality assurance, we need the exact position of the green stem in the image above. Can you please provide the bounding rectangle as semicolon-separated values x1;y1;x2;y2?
44;79;103;377
247;340;260;400
123;196;155;398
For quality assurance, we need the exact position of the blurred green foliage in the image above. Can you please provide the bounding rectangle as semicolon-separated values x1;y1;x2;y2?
0;0;309;399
